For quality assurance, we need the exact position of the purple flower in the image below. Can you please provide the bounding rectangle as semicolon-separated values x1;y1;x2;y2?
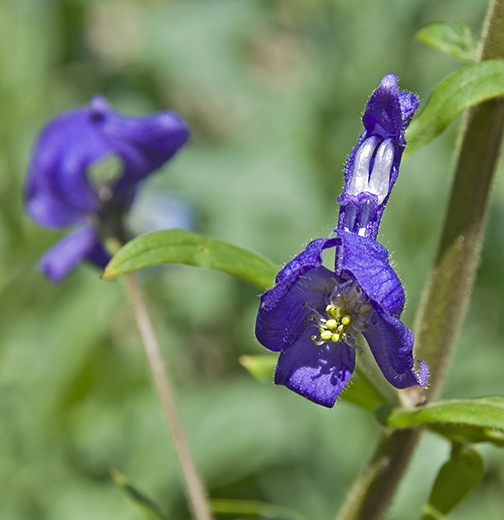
24;96;190;282
255;74;427;407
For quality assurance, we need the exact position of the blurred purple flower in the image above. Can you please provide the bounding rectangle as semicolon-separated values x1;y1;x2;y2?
24;96;190;282
255;74;427;407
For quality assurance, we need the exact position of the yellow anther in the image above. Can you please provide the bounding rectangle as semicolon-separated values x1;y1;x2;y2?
325;304;339;318
325;319;337;329
320;330;333;341
341;315;351;326
331;333;340;343
337;324;344;332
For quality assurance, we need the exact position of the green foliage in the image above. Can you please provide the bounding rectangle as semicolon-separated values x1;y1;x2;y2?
377;397;504;446
405;60;504;157
422;444;483;520
239;354;278;382
211;498;309;520
416;22;479;62
2;1;503;519
112;471;168;520
103;229;277;290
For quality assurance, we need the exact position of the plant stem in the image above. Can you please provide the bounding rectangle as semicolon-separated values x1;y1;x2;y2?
125;272;214;520
410;0;504;402
336;1;504;518
335;429;421;520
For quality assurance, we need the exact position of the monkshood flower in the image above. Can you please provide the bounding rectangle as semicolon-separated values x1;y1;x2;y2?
24;96;190;282
255;74;428;407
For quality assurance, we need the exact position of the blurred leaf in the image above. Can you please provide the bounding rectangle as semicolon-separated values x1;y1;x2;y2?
240;355;387;411
211;498;309;520
111;470;168;520
239;354;277;382
416;22;478;62
103;229;277;290
377;396;504;446
405;60;504;158
422;443;483;520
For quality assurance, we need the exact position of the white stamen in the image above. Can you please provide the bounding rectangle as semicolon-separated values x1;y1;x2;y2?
347;136;378;196
367;138;394;204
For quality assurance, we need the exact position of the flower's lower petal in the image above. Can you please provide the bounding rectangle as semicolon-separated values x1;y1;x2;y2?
363;308;427;388
256;266;335;352
336;230;405;317
38;225;102;283
275;327;355;407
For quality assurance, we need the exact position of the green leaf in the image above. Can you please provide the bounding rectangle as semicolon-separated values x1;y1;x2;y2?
211;498;309;520
239;355;277;382
340;367;389;411
377;396;504;446
103;229;277;290
422;444;483;520
416;22;478;62
405;60;504;158
111;470;168;520
240;354;388;411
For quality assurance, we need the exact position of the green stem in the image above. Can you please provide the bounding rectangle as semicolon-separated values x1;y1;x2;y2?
336;1;504;518
410;0;504;403
335;429;421;520
125;272;214;520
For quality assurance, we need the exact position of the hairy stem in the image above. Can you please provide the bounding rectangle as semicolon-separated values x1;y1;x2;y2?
336;1;504;518
335;429;421;520
411;0;504;401
125;272;214;520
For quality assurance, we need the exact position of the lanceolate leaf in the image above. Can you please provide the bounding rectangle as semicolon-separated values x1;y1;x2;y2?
377;396;504;446
422;444;483;520
103;229;277;290
416;22;478;62
111;470;168;520
211;498;309;520
405;60;504;158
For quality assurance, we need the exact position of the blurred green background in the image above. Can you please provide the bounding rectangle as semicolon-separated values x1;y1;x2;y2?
1;0;504;519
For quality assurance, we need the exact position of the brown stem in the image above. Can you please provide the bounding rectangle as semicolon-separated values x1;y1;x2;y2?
125;272;214;520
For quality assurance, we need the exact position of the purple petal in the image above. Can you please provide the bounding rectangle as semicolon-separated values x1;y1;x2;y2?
399;91;420;129
256;266;336;352
256;237;337;352
362;73;404;142
93;96;190;188
24;96;190;230
337;75;419;239
363;309;427;389
25;108;107;228
336;230;405;317
86;239;111;269
275;326;355;408
38;225;103;282
275;237;337;285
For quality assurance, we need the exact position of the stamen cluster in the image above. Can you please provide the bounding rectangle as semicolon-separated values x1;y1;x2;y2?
310;279;371;346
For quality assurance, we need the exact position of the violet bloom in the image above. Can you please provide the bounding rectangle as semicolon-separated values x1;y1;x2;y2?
255;74;428;407
24;96;190;282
